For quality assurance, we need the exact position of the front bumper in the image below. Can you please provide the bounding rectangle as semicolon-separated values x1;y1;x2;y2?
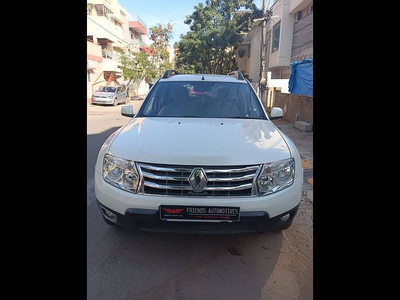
95;169;303;233
92;98;114;104
95;170;302;217
97;200;299;234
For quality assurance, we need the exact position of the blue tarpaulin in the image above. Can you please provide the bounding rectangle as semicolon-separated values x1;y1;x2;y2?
289;59;313;96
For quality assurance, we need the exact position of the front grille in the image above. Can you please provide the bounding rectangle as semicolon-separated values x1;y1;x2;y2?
137;162;261;197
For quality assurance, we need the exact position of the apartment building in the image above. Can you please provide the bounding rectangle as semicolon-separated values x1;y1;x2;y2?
236;0;313;82
87;0;151;98
268;0;313;79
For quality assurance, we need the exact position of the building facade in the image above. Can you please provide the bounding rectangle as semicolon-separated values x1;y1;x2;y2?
236;0;313;82
87;40;104;101
87;1;151;99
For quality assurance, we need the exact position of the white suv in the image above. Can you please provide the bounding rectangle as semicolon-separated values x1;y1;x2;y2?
94;70;303;233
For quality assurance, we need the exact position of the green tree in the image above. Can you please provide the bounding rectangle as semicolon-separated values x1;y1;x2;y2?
175;0;260;74
149;22;174;77
118;44;153;95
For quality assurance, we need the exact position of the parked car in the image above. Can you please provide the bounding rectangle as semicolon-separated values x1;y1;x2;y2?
92;85;129;106
94;70;303;234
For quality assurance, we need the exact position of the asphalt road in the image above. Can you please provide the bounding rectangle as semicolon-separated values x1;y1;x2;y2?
87;101;313;300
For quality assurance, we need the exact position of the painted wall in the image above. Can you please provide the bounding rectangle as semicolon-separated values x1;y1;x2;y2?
289;0;313;14
269;78;289;93
268;0;294;70
119;5;131;44
87;41;104;101
273;90;313;124
87;0;127;46
291;8;313;62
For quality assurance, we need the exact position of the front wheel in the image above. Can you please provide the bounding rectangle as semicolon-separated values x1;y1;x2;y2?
113;98;118;106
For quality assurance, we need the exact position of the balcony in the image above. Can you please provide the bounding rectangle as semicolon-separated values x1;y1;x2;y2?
101;50;121;73
102;50;121;61
130;34;147;47
129;15;147;35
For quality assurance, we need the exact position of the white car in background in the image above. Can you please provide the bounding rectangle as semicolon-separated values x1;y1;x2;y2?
92;85;129;106
94;70;303;234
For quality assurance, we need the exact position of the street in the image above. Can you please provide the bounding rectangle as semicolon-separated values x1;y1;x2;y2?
87;101;313;300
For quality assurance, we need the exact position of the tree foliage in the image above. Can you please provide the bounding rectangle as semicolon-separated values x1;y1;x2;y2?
175;0;261;74
119;44;153;86
118;22;175;92
149;22;174;78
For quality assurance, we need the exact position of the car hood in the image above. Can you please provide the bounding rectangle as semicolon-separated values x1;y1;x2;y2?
108;117;291;166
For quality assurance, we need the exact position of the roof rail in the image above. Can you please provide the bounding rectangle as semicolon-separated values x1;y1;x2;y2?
227;70;245;80
162;70;180;79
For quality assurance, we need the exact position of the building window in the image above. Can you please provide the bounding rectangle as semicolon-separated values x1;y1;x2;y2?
115;20;123;28
306;5;313;15
94;4;104;16
87;70;91;82
272;22;280;52
94;4;113;17
296;11;302;21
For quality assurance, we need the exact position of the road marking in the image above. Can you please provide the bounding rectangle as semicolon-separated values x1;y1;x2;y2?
301;159;313;169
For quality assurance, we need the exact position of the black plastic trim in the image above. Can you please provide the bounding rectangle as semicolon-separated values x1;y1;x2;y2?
162;70;180;79
97;200;300;233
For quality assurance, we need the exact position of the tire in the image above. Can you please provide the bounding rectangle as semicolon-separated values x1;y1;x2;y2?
113;98;118;106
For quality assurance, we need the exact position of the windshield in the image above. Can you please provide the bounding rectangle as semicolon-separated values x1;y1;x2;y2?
137;81;266;119
99;86;116;93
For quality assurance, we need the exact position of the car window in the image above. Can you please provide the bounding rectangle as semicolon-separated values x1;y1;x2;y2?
137;81;266;119
100;86;116;93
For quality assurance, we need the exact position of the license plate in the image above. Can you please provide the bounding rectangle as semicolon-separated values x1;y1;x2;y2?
159;205;240;222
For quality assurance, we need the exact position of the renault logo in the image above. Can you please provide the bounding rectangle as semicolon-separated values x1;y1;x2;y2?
188;168;208;192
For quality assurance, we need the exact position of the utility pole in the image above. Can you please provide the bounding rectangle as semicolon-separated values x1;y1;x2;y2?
258;0;271;108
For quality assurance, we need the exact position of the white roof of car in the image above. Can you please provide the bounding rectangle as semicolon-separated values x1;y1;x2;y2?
159;74;247;83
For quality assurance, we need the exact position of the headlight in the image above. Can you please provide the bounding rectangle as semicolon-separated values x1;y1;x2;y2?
103;154;140;193
108;95;114;99
257;158;295;195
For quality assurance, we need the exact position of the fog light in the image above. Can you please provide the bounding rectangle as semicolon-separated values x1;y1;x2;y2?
280;214;290;222
100;206;117;222
105;210;116;218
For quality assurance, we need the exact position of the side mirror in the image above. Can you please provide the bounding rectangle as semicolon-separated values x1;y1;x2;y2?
121;105;135;118
269;107;283;120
